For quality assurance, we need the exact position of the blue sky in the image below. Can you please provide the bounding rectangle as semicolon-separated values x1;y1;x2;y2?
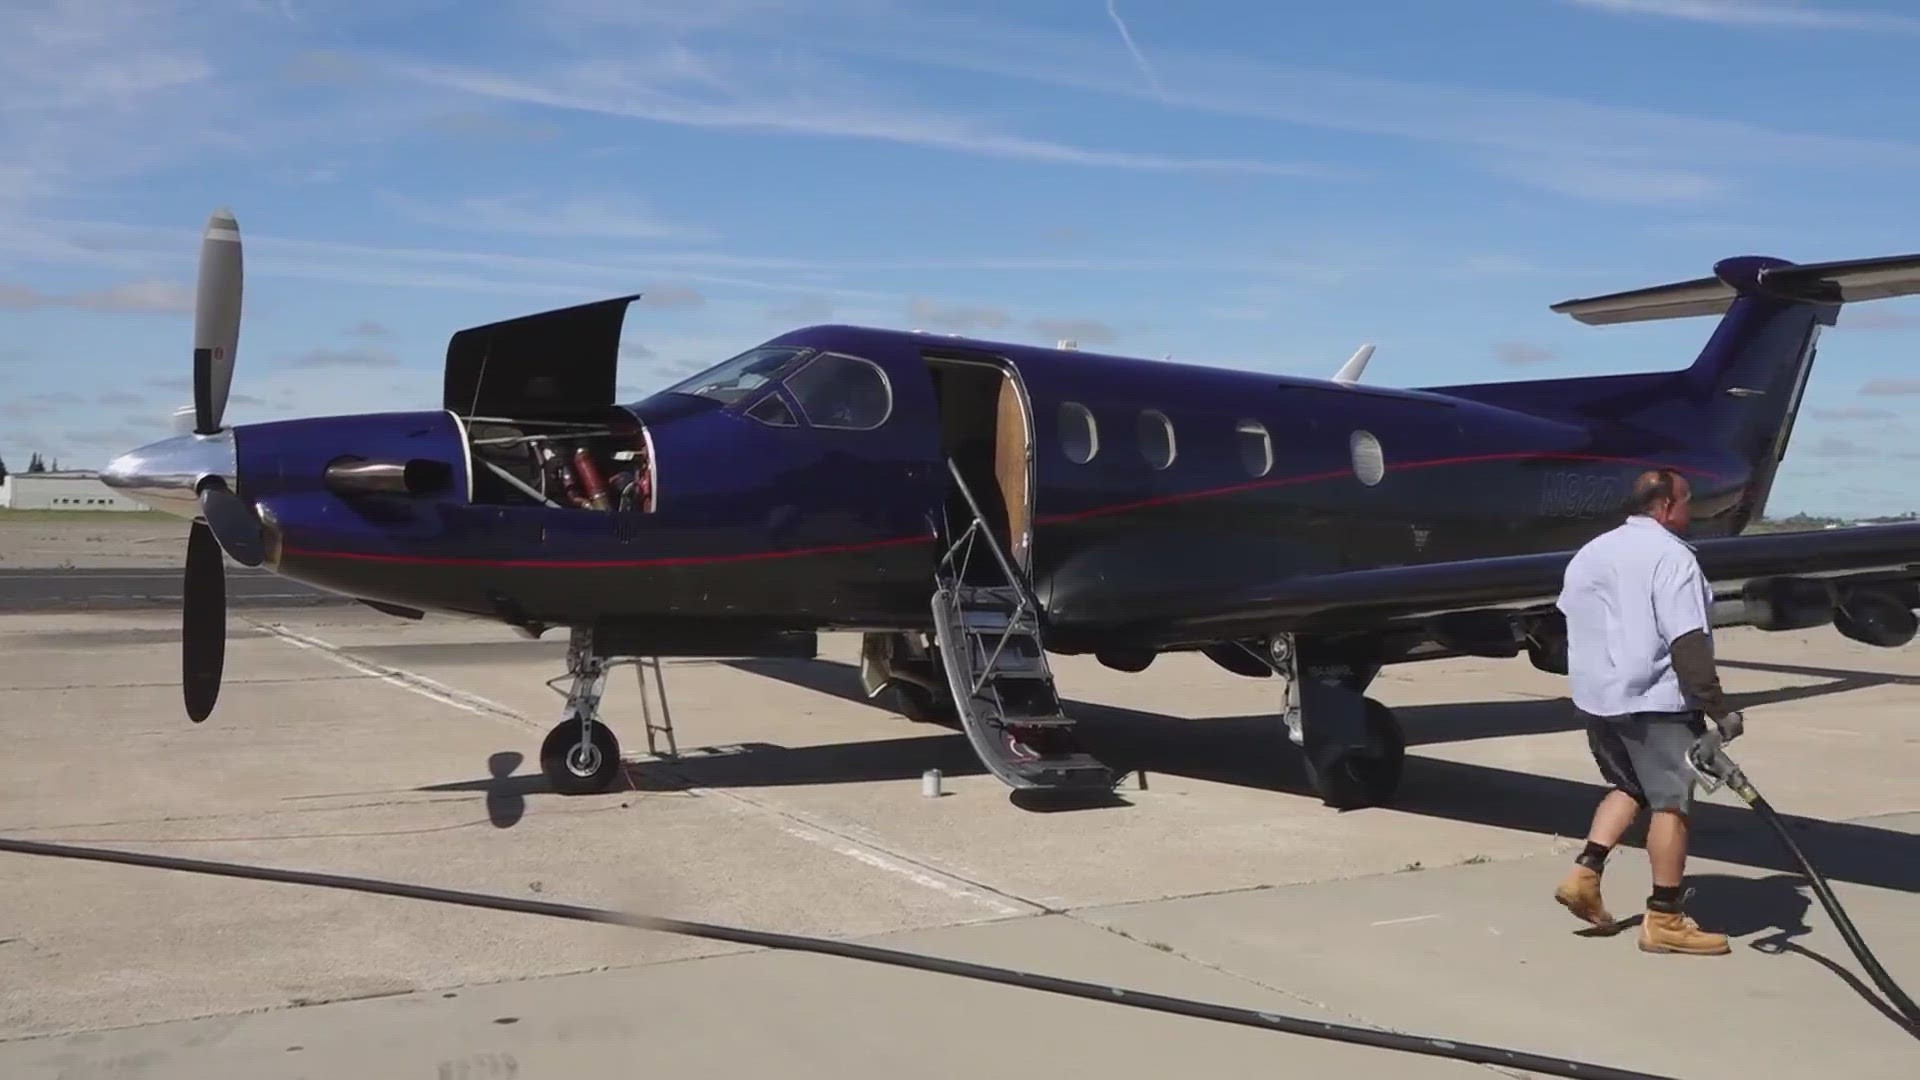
6;0;1920;516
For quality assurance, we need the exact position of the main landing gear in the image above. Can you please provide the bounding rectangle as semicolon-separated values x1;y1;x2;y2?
1267;635;1406;810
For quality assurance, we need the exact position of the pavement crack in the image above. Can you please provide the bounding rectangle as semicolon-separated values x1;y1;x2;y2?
1076;915;1531;1079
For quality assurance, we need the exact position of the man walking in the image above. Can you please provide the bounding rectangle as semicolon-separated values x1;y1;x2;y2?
1551;468;1745;955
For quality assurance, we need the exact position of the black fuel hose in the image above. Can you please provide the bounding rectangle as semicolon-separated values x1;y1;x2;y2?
1687;731;1918;1037
0;835;1676;1080
1743;792;1919;1032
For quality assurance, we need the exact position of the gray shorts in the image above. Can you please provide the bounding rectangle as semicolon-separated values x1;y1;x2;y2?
1584;710;1706;813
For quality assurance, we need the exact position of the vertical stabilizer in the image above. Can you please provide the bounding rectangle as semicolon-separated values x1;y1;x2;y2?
1549;252;1920;523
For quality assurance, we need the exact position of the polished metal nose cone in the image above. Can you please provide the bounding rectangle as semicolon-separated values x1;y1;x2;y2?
102;431;238;519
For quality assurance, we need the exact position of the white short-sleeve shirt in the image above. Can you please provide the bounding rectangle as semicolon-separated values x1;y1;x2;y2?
1556;515;1714;716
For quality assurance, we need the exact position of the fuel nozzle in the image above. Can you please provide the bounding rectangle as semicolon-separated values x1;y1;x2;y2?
1688;729;1757;803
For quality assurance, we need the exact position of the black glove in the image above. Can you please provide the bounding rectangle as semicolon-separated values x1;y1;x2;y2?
1713;709;1745;743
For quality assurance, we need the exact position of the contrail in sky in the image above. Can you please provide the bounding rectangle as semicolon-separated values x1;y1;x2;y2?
1106;1;1165;96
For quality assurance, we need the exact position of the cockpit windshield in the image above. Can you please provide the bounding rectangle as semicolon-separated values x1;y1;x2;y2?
660;346;807;406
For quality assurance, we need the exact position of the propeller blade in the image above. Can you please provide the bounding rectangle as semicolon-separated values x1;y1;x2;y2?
192;208;243;435
183;520;226;723
198;482;265;568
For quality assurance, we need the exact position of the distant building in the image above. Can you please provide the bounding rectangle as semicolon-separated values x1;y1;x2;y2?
0;470;151;511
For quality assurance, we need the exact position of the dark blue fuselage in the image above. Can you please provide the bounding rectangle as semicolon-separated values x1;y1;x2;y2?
237;324;1753;649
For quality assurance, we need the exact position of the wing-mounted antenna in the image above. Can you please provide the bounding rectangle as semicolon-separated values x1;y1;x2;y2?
1332;343;1375;385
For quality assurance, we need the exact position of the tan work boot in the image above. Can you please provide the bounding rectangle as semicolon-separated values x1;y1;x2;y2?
1639;908;1730;955
1553;866;1617;931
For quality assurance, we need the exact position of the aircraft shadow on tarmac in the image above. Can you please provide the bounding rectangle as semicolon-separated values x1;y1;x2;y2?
419;751;547;828
699;656;1920;895
421;653;1919;897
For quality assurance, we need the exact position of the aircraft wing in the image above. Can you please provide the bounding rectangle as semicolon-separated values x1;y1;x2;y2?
1130;522;1920;646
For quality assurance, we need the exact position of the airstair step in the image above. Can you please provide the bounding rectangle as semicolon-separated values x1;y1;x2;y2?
1015;756;1114;788
961;610;1015;632
930;473;1115;794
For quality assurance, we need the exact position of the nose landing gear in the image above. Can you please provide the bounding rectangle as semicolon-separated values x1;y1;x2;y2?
541;712;622;795
538;628;627;795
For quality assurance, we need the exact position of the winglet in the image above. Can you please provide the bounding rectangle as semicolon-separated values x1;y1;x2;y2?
1332;343;1375;384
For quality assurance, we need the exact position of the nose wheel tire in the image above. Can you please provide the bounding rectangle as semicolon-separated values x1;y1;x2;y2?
540;716;623;795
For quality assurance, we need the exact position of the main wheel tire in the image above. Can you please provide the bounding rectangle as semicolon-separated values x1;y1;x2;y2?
539;717;623;795
1304;697;1405;810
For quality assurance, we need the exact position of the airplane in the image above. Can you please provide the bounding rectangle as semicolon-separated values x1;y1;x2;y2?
103;208;1920;810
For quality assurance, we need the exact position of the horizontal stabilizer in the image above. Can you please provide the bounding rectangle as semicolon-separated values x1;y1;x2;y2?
1550;275;1734;325
1760;253;1920;304
1552;252;1920;326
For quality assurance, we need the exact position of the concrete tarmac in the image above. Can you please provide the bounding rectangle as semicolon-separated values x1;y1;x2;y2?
0;568;341;611
1;601;1916;1079
0;516;339;610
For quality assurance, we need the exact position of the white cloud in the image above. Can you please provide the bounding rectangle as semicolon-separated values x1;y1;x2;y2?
1029;316;1117;346
288;345;401;368
0;279;193;313
382;53;1322;178
1495;342;1560;365
906;297;1013;332
792;9;1920;203
638;285;705;309
393;194;694;242
0;2;221;208
1563;0;1920;31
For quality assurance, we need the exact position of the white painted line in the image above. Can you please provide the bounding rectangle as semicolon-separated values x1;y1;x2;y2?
769;820;1027;918
249;621;535;732
1370;913;1441;927
249;619;1036;919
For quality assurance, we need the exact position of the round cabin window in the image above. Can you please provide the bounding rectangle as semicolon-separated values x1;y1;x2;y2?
1138;409;1175;470
1235;419;1272;477
1350;429;1385;486
1059;402;1097;463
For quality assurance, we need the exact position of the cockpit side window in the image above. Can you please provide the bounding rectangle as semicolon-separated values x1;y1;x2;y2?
782;352;892;431
746;391;798;427
662;346;808;406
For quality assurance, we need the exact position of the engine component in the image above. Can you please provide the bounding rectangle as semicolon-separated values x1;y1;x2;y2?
322;456;455;497
573;447;611;510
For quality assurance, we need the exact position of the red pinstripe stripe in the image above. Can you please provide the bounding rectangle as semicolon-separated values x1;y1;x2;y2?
281;532;935;569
